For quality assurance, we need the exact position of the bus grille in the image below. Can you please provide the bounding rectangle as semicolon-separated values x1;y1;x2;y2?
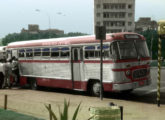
133;69;147;79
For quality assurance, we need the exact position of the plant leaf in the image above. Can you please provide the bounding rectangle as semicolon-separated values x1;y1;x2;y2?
72;102;81;120
45;104;58;120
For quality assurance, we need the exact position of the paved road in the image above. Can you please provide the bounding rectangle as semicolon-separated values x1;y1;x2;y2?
0;68;165;120
103;67;165;104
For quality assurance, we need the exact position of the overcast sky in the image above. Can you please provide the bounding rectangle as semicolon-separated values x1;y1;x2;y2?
0;0;165;38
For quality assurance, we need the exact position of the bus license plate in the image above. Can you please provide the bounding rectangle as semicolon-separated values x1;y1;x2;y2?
139;81;145;86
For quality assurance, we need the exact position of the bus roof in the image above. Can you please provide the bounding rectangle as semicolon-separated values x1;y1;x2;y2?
7;32;145;48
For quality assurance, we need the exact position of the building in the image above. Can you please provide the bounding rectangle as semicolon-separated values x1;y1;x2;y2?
94;0;135;33
135;17;157;33
21;24;64;35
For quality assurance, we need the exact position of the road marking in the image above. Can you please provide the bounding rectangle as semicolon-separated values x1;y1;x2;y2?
141;87;165;96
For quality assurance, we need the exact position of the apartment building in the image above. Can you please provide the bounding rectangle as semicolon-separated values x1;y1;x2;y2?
94;0;135;33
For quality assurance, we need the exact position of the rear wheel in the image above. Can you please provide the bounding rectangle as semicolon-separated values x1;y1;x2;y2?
30;79;38;90
90;81;101;97
0;73;4;89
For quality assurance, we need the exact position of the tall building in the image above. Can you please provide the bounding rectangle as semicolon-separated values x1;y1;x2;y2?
94;0;135;33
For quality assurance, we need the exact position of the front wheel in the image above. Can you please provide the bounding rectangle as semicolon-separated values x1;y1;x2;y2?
90;81;102;97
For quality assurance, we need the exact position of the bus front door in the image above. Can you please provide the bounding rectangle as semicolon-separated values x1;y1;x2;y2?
71;47;84;89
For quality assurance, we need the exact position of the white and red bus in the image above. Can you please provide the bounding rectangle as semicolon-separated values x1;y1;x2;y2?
6;32;151;96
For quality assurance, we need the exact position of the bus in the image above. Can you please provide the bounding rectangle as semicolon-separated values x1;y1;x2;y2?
6;32;151;96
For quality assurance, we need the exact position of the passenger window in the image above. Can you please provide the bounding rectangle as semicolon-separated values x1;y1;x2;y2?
26;49;33;58
19;49;25;58
61;47;70;59
42;48;50;57
34;48;41;56
85;46;95;59
61;51;70;58
51;48;60;58
95;51;100;58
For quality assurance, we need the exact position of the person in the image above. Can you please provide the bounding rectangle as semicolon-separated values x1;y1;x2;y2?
2;59;12;88
11;56;19;85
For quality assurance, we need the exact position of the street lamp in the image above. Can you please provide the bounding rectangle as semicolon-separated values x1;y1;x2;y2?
35;9;51;30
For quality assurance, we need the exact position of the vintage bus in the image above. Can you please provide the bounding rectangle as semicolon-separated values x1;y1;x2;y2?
6;32;151;96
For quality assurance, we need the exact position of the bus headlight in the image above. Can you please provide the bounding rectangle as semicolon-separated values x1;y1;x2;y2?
126;70;131;76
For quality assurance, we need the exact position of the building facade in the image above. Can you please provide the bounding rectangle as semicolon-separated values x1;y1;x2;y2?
135;17;157;33
94;0;135;33
21;24;64;35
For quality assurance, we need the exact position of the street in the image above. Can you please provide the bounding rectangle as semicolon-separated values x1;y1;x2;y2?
0;68;165;120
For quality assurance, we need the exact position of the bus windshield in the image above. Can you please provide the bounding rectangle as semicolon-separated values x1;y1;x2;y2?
110;40;150;60
135;41;150;57
118;41;137;59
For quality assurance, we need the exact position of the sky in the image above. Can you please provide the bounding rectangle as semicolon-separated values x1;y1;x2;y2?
0;0;165;38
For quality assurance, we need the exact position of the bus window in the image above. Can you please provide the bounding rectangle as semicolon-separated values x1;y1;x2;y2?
34;48;41;56
42;48;50;57
26;49;33;58
95;51;100;58
61;51;70;58
80;48;83;61
61;47;70;59
51;48;60;58
73;49;78;61
110;42;120;59
12;49;18;59
19;49;25;58
85;46;95;59
103;50;110;59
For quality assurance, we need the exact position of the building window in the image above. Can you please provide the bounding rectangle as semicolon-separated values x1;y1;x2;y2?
103;3;126;10
97;4;101;8
128;5;132;9
128;22;132;26
128;13;133;17
97;13;101;17
96;22;101;26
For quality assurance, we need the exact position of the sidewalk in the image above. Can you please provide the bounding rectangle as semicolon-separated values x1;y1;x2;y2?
0;108;45;120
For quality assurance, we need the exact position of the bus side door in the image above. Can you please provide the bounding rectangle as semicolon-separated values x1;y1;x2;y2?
71;47;84;89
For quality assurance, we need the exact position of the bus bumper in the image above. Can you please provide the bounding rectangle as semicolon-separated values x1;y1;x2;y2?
112;78;151;91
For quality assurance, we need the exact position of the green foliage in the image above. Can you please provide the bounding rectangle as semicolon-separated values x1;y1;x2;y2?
2;32;88;46
45;100;81;120
140;29;159;60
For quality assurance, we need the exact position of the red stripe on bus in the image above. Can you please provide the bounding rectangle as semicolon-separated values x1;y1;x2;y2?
112;64;149;72
19;60;70;63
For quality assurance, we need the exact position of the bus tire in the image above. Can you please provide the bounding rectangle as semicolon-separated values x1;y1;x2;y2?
0;73;4;89
30;78;38;90
90;81;101;97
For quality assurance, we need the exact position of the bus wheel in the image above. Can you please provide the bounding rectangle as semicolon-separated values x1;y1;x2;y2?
90;81;101;97
0;73;4;89
30;79;38;90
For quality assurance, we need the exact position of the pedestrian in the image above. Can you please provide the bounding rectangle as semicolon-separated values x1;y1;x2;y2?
2;59;12;88
11;56;19;85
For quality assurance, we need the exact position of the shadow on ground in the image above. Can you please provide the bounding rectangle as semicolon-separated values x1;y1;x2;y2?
18;86;165;105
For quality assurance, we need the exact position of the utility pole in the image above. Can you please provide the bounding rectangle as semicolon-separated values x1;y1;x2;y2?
95;26;106;100
157;20;165;107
